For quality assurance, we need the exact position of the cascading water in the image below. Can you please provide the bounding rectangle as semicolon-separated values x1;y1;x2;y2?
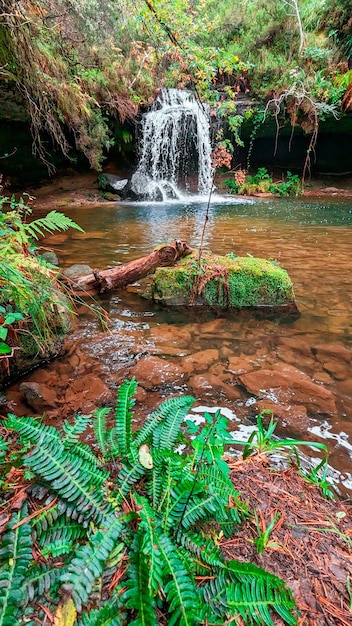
131;88;213;200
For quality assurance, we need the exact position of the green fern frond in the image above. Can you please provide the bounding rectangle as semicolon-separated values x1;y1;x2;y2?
0;503;32;626
24;210;84;240
42;540;77;558
24;563;63;604
224;559;286;586
198;464;248;520
93;407;112;457
6;414;59;445
134;496;164;595
201;575;229;619
36;518;87;557
226;578;297;625
114;378;138;457
175;529;223;568
62;414;91;444
152;396;195;451
61;512;128;611
116;457;146;499
156;533;200;626
24;438;111;524
78;599;121;626
122;531;158;626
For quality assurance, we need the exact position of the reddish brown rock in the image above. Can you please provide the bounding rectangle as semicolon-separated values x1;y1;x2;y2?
180;349;219;374
128;355;184;390
149;325;192;348
256;399;310;429
227;355;256;376
188;374;241;401
238;368;337;417
20;382;58;413
313;343;352;364
64;375;113;413
199;319;234;338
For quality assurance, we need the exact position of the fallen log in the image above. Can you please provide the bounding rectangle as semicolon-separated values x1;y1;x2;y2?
72;240;193;293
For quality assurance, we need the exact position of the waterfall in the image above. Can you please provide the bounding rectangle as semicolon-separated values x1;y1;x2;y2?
131;88;213;200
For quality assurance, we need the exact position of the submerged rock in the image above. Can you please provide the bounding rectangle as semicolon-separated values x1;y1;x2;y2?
148;251;298;312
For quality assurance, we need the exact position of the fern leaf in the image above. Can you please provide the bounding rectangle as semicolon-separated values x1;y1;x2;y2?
61;512;128;611
114;378;138;457
198;464;248;520
24;563;63;604
93;406;112;457
62;414;91;444
152;396;194;451
24;437;111;524
25;210;84;240
175;529;223;568
116;457;146;499
0;503;32;626
226;578;297;625
78;599;121;626
122;531;158;626
35;517;87;548
134;495;164;595
6;414;60;445
156;533;200;626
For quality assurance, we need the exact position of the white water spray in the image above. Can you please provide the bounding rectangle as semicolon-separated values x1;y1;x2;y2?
131;88;213;200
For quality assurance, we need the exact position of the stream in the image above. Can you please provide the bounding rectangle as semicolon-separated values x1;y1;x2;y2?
6;194;352;496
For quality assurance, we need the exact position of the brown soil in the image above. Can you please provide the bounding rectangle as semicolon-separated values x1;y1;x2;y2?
223;455;352;625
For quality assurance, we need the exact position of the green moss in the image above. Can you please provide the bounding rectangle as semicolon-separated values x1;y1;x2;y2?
151;251;295;308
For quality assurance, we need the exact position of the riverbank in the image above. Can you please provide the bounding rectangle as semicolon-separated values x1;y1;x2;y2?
26;170;352;212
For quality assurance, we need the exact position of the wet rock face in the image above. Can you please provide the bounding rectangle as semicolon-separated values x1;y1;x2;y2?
128;355;184;390
238;367;337;417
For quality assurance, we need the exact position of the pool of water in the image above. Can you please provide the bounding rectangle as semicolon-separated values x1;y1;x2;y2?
10;194;352;495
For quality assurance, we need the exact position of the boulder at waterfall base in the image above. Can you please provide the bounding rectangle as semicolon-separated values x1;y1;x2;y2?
148;251;297;311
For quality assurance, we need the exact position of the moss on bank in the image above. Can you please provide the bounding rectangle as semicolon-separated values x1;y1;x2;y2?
151;251;295;309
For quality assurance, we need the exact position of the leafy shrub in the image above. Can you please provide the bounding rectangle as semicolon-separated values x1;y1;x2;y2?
0;191;83;369
224;169;302;197
0;379;298;625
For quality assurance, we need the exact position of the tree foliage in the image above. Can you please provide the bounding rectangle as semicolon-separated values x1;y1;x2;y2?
0;0;350;169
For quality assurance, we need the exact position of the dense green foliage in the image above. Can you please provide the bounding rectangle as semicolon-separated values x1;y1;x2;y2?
0;378;299;625
224;168;302;196
0;189;82;375
0;0;351;171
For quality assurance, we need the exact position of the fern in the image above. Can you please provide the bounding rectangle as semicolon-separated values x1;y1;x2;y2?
78;600;121;626
114;377;138;457
134;496;164;595
24;437;111;524
93;406;112;457
24;210;84;240
62;414;91;444
156;533;201;626
226;578;297;625
116;456;146;498
35;517;87;548
122;532;158;626
152;396;194;450
62;512;129;611
6;414;60;445
24;563;63;604
0;504;32;626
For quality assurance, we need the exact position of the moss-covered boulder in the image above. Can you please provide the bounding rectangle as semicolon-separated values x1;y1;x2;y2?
150;251;297;310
